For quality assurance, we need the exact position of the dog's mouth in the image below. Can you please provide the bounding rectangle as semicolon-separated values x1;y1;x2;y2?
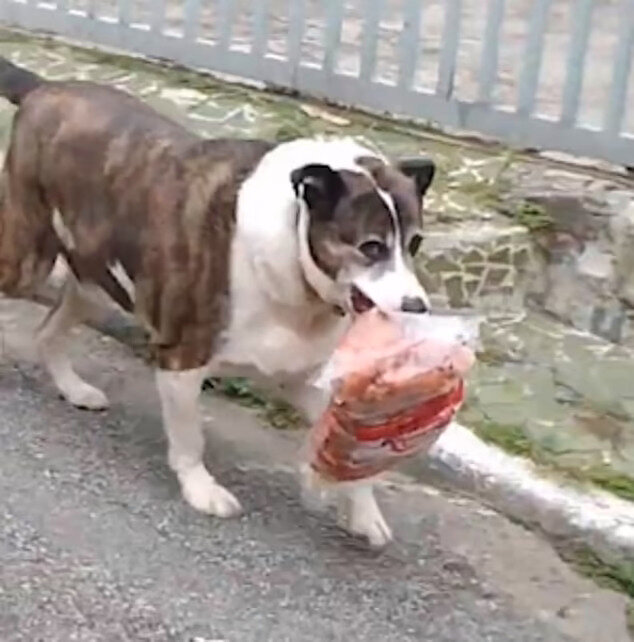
350;285;376;314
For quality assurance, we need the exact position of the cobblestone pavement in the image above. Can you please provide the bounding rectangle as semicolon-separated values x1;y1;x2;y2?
0;30;632;501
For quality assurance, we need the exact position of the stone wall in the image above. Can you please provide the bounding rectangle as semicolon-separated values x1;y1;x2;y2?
419;164;634;349
418;222;533;313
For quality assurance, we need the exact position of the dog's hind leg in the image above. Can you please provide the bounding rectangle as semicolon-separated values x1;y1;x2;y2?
36;275;109;410
0;176;59;298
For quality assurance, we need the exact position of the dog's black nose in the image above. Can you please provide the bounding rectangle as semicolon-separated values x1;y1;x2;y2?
401;296;428;313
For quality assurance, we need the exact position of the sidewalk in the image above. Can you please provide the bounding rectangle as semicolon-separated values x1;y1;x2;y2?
0;28;632;588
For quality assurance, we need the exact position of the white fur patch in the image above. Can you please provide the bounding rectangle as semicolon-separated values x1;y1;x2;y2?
336;483;393;548
155;367;209;471
355;178;430;312
178;463;242;517
216;136;428;377
155;367;242;517
215;138;381;377
349;242;430;313
52;210;76;251
235;137;383;308
109;260;135;304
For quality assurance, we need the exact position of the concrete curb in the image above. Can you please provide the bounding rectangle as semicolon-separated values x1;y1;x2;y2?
426;423;634;566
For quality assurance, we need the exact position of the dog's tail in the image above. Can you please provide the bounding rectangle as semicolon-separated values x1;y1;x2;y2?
0;57;42;106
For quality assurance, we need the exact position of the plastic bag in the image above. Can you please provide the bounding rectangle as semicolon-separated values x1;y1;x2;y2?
305;308;479;483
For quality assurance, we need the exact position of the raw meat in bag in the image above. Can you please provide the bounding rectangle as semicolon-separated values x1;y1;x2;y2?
306;308;478;482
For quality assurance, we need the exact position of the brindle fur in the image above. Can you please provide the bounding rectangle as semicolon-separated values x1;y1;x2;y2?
0;73;272;369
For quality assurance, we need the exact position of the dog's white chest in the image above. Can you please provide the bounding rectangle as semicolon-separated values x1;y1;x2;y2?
213;299;346;380
211;235;347;379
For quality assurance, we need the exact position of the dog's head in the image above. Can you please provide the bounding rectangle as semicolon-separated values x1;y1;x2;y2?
291;155;435;315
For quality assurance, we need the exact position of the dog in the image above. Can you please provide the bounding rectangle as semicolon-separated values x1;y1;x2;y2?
0;58;435;547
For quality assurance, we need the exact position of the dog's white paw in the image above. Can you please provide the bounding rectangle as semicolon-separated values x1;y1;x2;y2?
339;507;394;548
337;487;393;548
179;465;242;518
62;381;110;411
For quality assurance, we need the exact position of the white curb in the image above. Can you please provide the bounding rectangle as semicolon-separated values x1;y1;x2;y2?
427;423;634;566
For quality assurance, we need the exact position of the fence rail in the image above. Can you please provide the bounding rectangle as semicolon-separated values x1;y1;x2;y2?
0;0;633;166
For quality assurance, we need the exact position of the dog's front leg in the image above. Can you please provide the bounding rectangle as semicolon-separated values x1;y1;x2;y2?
335;483;393;548
156;367;241;518
285;382;394;548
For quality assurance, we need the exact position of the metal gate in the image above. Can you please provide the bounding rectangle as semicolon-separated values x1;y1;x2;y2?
1;0;633;166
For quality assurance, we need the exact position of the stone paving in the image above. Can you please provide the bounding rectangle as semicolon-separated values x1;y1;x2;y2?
463;313;634;482
0;30;632;500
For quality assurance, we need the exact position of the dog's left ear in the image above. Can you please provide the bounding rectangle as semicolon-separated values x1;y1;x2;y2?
397;157;436;197
291;163;346;221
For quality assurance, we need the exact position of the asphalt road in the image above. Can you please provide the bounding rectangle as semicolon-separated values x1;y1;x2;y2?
0;297;630;642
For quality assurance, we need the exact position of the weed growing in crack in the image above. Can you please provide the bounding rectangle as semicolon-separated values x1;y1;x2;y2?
204;377;304;431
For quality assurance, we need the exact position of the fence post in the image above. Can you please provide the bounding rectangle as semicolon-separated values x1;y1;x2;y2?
251;0;270;58
603;0;634;136
560;0;594;126
516;0;551;116
360;0;382;84
217;0;237;51
436;0;461;99
478;0;505;103
151;0;167;35
183;0;202;43
398;0;423;91
323;0;344;78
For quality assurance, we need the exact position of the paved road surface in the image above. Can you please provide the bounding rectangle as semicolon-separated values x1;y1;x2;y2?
0;297;630;641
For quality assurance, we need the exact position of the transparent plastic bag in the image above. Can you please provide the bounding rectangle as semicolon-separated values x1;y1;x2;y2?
305;309;480;483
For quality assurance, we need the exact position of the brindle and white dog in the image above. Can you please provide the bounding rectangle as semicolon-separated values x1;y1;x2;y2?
0;58;435;546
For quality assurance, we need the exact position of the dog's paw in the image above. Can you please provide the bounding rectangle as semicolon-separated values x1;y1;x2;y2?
339;507;393;548
62;382;110;411
337;487;393;548
298;463;330;512
179;465;242;518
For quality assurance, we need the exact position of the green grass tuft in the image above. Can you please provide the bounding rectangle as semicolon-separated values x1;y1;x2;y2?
513;200;554;231
581;466;634;503
205;377;304;431
471;420;535;459
469;419;634;504
557;544;634;599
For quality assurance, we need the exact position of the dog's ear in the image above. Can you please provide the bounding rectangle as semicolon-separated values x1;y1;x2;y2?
397;157;436;197
291;163;346;221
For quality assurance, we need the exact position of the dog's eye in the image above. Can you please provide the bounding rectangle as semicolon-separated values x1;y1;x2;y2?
408;233;423;256
358;240;389;262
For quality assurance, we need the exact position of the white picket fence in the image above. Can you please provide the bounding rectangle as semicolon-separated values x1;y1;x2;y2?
0;0;633;166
